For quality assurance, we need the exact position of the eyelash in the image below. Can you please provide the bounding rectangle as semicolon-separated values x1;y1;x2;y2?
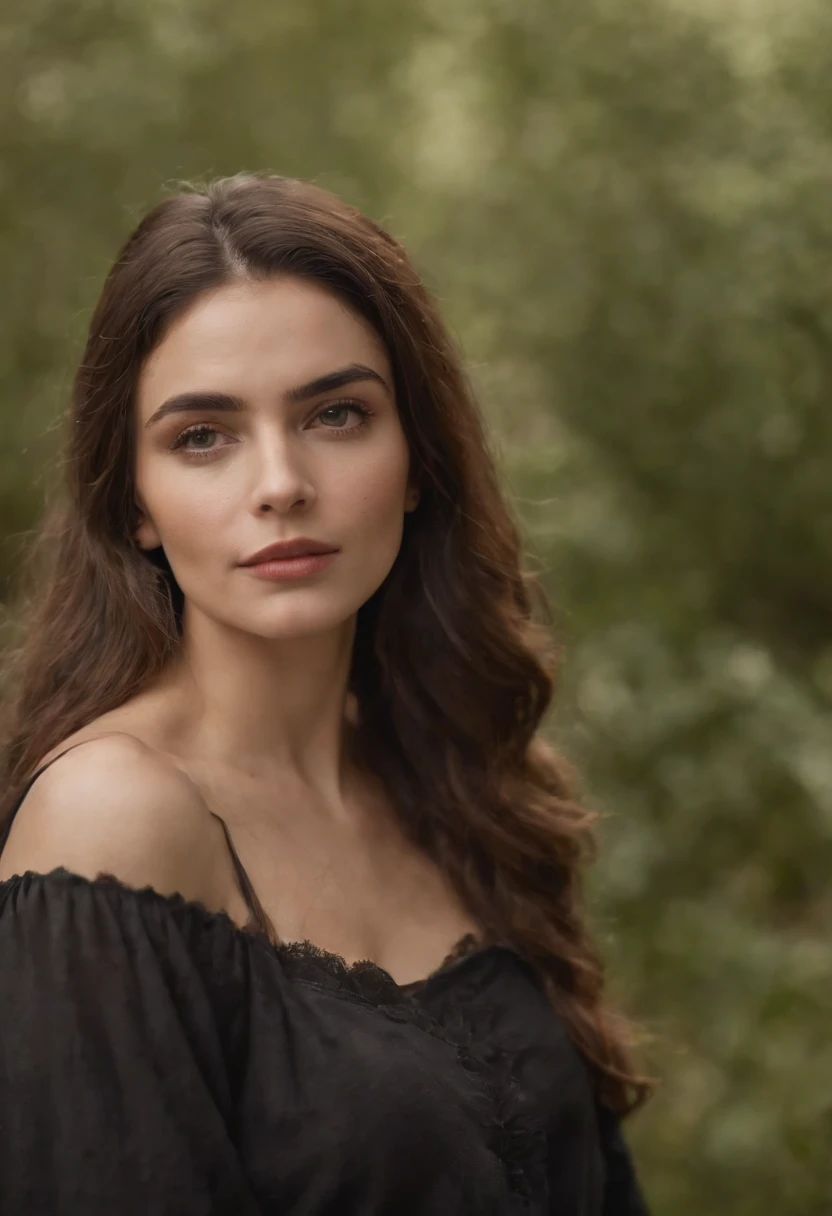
168;399;373;457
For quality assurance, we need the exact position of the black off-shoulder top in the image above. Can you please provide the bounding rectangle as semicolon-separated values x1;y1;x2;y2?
0;750;649;1215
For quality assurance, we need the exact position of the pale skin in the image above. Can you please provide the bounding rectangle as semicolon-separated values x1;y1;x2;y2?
0;276;480;984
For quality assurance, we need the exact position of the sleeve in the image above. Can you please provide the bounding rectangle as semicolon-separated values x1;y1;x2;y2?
596;1103;651;1216
0;870;262;1215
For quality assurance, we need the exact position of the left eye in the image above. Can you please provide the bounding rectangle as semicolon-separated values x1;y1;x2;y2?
317;404;365;427
319;406;351;426
313;402;369;431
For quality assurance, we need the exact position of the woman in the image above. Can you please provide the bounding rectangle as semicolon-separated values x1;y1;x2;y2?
0;173;650;1213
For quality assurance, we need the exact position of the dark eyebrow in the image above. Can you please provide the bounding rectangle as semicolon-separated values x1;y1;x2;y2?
144;392;245;428
144;363;392;428
285;363;392;405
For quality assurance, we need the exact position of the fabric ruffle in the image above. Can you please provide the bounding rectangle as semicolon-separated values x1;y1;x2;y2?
2;869;548;1210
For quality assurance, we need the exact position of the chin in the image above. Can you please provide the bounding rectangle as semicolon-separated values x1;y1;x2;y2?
241;598;363;642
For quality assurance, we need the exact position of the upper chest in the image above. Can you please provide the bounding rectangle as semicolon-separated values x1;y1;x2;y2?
190;763;481;981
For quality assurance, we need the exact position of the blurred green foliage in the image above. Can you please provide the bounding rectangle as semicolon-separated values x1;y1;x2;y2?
2;1;830;1211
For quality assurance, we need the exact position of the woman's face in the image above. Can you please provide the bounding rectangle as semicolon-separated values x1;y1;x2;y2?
133;275;418;641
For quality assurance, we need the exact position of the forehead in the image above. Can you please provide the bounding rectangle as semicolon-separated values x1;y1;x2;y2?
137;276;391;414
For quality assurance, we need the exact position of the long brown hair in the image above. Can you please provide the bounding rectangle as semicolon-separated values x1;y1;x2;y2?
0;173;649;1112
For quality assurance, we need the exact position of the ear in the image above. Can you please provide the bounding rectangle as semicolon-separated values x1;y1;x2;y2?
134;507;162;551
404;483;421;514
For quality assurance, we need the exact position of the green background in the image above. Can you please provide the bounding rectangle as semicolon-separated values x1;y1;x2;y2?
2;1;831;1210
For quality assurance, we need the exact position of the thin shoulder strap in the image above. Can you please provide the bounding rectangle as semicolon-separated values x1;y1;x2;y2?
0;734;129;852
209;812;277;944
2;735;277;945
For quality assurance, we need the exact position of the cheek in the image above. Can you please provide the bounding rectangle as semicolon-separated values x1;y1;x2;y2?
138;464;239;559
340;449;410;541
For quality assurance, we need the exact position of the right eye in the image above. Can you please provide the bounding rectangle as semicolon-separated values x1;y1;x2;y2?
170;424;228;456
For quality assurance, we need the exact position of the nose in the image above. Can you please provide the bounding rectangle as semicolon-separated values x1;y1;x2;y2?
248;430;316;515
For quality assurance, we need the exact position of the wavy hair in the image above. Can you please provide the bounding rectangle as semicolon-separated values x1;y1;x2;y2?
0;173;650;1112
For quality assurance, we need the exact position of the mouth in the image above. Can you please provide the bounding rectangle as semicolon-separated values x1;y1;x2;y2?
239;538;340;582
239;539;340;566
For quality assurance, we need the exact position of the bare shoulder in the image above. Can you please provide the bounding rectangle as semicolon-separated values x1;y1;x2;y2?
0;732;226;904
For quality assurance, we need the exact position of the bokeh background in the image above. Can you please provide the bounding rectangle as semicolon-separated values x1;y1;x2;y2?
2;1;831;1211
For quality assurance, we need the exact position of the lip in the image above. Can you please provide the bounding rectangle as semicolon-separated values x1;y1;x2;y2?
244;551;337;581
239;538;340;566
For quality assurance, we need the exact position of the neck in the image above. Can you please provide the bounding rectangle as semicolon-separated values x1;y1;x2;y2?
154;603;359;801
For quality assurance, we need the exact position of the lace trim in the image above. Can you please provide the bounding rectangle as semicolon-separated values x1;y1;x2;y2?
275;937;547;1205
3;868;547;1206
396;931;482;994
